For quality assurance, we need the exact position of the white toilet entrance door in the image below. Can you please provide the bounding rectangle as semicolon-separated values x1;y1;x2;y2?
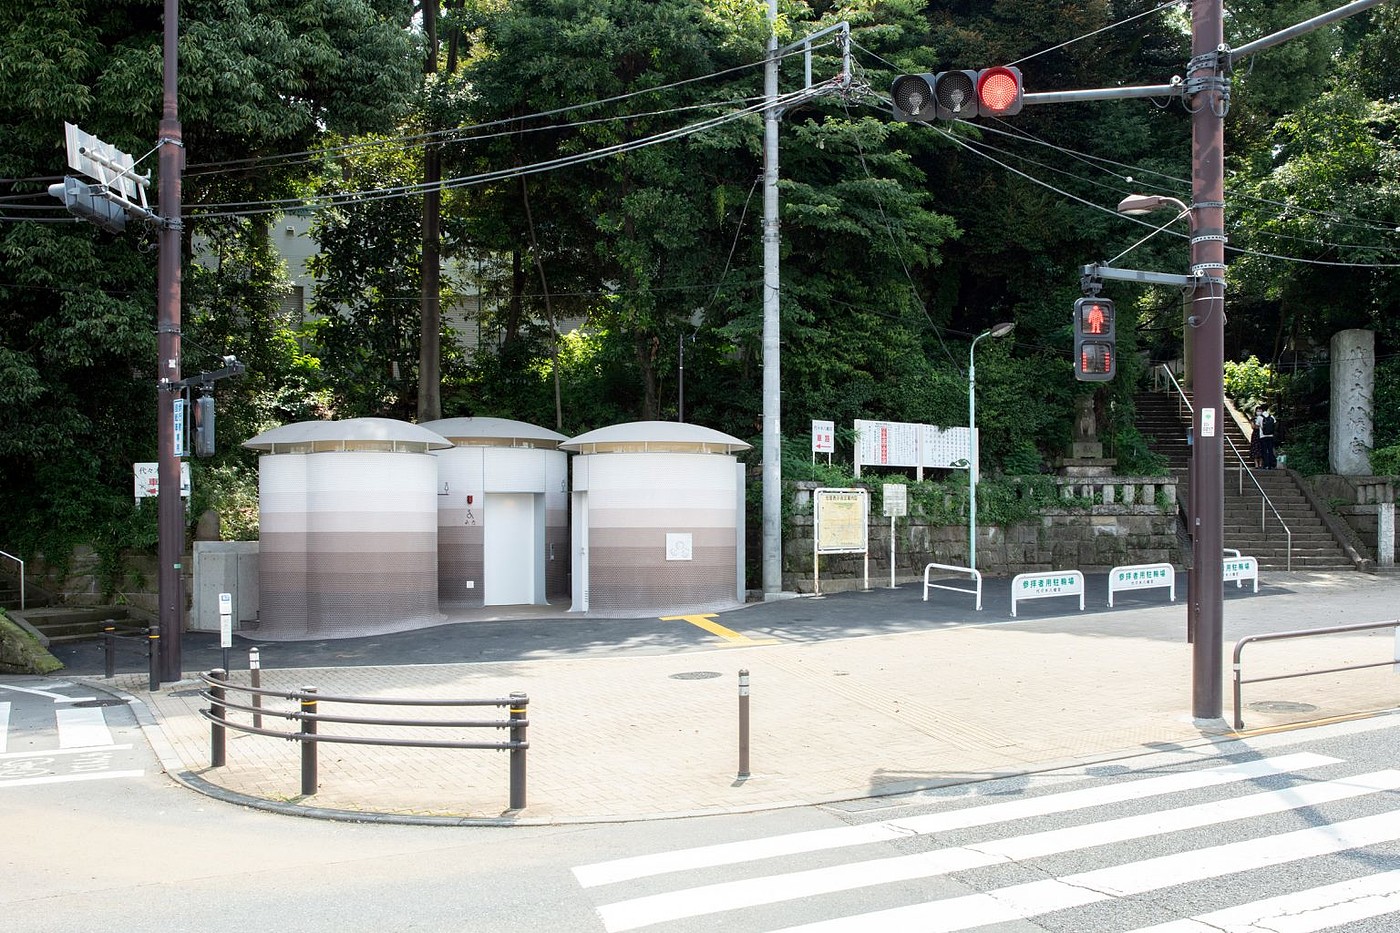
484;492;535;606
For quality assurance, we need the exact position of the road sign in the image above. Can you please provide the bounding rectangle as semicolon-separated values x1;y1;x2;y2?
133;462;191;501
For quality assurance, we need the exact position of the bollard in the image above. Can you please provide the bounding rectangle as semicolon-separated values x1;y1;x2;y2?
508;693;528;810
209;669;227;768
147;625;161;691
300;686;318;796
738;669;750;779
104;625;117;679
249;647;262;729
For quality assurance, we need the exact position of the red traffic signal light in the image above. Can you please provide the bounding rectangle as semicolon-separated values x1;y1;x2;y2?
1073;297;1116;382
976;66;1023;116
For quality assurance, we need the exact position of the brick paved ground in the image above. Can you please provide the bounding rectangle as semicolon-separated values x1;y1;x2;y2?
95;571;1399;824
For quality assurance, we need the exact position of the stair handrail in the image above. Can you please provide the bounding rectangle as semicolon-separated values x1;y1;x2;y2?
0;549;24;610
1154;364;1292;571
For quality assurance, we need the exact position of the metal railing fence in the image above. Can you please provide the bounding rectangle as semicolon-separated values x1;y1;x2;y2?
199;670;529;810
1232;620;1399;729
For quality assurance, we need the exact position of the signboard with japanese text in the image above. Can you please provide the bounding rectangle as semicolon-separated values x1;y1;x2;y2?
811;419;835;455
815;488;868;554
1010;570;1085;617
133;462;191;501
1107;562;1176;607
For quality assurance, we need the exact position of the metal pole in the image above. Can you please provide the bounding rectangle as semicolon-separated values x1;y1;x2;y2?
508;692;528;810
1190;0;1227;721
678;334;685;422
737;669;750;779
147;625;160;692
300;686;317;796
104;626;116;679
249;646;262;730
760;0;783;597
156;0;184;686
208;668;226;768
968;333;982;571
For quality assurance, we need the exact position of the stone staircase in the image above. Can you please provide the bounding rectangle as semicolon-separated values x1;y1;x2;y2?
1135;388;1355;571
6;605;149;646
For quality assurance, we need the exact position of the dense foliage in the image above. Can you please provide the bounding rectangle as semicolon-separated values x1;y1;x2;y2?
3;0;1398;576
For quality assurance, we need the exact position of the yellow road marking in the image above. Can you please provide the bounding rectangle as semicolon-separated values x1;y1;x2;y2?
661;614;779;646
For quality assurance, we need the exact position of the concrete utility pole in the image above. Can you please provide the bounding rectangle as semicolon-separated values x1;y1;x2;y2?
760;0;782;598
1187;0;1227;722
156;0;185;684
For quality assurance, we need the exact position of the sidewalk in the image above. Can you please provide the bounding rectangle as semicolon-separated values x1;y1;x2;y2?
92;571;1400;825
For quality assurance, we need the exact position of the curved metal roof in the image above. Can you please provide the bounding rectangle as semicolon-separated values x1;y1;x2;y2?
560;420;751;454
421;417;567;447
243;417;452;452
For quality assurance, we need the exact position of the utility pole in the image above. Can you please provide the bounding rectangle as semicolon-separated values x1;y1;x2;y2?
156;0;185;685
1187;0;1227;722
760;0;782;598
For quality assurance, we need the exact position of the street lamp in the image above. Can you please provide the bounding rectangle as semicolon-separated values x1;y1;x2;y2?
1116;194;1194;383
968;321;1015;572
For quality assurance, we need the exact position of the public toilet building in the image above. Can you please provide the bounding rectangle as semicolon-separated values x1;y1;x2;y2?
421;417;569;609
562;421;750;615
244;418;450;640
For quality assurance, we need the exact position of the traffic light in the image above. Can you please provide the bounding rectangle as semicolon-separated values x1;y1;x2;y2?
891;73;937;121
891;67;1024;122
47;176;127;233
1073;297;1116;382
193;392;216;458
975;66;1023;117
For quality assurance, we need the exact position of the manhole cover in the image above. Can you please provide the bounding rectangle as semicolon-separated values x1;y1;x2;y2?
669;671;723;680
70;698;128;708
1248;700;1319;713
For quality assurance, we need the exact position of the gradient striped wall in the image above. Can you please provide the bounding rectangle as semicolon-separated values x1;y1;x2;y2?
257;451;440;639
573;452;743;614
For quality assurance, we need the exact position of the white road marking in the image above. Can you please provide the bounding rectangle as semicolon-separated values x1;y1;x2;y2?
0;682;95;703
0;744;131;760
0;701;8;754
595;770;1400;932
1126;870;1400;932
573;752;1340;887
772;810;1400;932
56;706;113;748
0;770;144;790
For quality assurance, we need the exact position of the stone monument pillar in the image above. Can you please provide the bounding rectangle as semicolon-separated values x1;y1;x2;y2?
1058;394;1116;477
1329;329;1374;475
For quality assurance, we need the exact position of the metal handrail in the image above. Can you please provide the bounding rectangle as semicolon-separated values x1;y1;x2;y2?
1232;619;1400;729
0;550;23;610
198;670;529;809
1155;364;1292;570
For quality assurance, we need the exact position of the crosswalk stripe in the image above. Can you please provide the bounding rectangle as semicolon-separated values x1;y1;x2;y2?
1126;869;1400;932
773;809;1400;932
595;770;1400;932
0;701;9;754
573;752;1339;887
56;706;113;749
0;744;132;761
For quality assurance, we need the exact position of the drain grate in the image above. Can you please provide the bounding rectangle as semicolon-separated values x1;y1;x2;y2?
669;671;723;680
70;698;128;708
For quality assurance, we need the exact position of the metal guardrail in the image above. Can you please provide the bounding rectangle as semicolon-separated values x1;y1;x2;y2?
922;562;982;610
101;623;161;690
0;549;23;610
1155;364;1292;570
1232;620;1399;729
198;670;529;810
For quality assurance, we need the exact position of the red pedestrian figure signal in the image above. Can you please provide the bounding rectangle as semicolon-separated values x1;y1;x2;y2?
1073;297;1116;382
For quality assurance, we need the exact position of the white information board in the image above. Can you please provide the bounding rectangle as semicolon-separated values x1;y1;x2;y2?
811;419;835;454
133;462;191;501
1223;555;1259;592
921;425;972;469
814;487;869;595
1010;570;1086;617
854;419;919;469
218;592;233;648
1107;563;1176;607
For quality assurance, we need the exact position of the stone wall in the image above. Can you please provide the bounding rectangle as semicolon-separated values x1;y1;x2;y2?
784;479;1181;594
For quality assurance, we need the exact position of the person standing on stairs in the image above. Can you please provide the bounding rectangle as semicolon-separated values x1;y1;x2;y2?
1258;407;1278;469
